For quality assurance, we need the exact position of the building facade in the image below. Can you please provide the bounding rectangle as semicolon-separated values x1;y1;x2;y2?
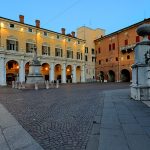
95;18;150;82
0;15;86;85
77;26;105;81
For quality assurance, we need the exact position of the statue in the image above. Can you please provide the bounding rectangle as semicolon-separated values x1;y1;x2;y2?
144;49;150;65
30;46;40;65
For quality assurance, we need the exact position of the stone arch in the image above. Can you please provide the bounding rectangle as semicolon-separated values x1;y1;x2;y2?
54;64;62;83
120;69;130;82
66;65;72;83
76;66;81;83
108;70;115;82
41;63;50;80
6;60;19;85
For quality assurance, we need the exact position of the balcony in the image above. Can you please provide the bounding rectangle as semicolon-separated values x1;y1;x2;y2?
120;44;135;53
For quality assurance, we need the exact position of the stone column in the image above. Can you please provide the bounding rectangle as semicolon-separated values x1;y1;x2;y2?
0;56;6;85
81;64;85;82
62;63;66;83
19;60;25;82
72;64;76;83
50;62;54;82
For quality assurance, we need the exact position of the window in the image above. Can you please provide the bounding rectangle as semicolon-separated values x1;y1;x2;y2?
85;47;88;53
92;57;95;62
125;39;128;45
98;48;101;53
109;44;111;51
26;43;36;53
127;55;130;59
106;58;108;62
116;57;118;61
112;43;115;50
67;49;73;58
55;48;62;57
57;35;60;39
67;38;71;42
42;46;50;55
44;32;48;36
78;41;80;44
10;24;14;28
136;36;140;43
77;52;81;59
99;60;101;65
7;40;18;51
28;28;33;32
85;55;88;61
91;48;95;54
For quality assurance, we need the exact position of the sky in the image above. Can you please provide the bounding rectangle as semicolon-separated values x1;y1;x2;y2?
0;0;150;35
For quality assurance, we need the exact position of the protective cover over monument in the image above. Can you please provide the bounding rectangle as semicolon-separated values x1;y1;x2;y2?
26;47;44;84
131;24;150;100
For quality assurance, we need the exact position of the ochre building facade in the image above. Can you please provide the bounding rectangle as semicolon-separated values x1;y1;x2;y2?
0;15;86;85
95;18;150;82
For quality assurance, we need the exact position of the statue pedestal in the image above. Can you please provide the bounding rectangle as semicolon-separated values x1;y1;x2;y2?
131;24;150;100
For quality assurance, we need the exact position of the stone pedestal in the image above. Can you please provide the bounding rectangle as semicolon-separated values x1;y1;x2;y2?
131;24;150;100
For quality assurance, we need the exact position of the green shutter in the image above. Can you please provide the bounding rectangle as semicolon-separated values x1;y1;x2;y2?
26;43;29;53
72;51;73;59
42;46;44;55
6;40;9;50
48;47;50;56
16;41;18;51
61;49;63;57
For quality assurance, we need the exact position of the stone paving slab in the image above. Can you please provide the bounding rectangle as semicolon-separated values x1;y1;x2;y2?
98;89;150;150
0;104;43;150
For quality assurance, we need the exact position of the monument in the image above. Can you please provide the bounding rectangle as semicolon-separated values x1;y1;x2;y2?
26;47;44;84
131;24;150;100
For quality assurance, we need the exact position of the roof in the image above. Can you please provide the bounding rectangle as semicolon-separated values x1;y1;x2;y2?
0;16;85;42
94;18;150;42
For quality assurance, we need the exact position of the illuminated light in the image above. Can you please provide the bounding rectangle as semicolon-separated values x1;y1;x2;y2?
121;57;124;61
20;28;24;31
67;68;70;72
45;67;48;71
0;22;4;28
74;42;77;45
37;32;40;35
63;39;66;42
16;65;19;69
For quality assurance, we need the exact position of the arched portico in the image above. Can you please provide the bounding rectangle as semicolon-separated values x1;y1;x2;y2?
55;64;62;83
108;70;115;82
66;65;72;83
120;69;130;82
76;66;81;82
41;63;50;81
6;60;19;85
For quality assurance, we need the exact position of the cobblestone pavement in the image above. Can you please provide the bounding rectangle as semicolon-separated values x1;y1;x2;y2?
0;83;129;150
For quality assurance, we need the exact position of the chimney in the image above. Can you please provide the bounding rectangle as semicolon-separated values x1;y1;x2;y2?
19;15;24;23
35;20;40;28
61;28;66;35
71;31;75;37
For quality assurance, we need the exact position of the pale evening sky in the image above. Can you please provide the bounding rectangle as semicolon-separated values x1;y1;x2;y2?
0;0;150;35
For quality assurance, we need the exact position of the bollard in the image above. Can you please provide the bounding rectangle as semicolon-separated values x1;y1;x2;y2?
18;82;21;89
15;81;18;88
51;80;54;88
56;80;59;88
46;80;49;89
12;81;15;88
35;82;38;90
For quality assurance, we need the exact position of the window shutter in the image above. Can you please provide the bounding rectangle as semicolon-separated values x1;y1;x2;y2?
61;49;63;57
16;41;18;51
26;43;29;53
72;51;73;59
55;48;57;56
6;40;9;50
48;47;50;56
81;53;82;60
34;44;36;53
